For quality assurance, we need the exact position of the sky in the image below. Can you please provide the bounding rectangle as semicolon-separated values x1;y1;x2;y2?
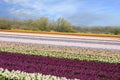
0;0;120;26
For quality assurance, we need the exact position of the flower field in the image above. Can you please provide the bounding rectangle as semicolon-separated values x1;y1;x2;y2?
1;30;120;38
0;42;120;80
0;52;120;80
0;42;120;63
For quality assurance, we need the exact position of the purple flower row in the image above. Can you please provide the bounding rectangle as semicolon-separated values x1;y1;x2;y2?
0;52;120;80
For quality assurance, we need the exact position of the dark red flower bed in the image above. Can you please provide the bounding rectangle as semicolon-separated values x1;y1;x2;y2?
0;52;120;80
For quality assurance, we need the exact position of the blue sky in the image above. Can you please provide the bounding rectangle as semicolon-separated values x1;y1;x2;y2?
0;0;120;26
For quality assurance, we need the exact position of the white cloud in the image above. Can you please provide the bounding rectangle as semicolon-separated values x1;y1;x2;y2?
9;8;39;19
3;0;120;26
3;0;82;18
3;0;28;5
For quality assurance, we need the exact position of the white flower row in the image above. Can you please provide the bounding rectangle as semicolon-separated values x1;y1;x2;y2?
0;68;71;80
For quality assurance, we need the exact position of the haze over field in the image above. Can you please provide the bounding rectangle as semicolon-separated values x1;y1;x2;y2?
0;0;120;26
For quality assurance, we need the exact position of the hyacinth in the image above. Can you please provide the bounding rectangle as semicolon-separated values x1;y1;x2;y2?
0;68;67;80
0;52;120;80
0;42;120;63
0;42;120;80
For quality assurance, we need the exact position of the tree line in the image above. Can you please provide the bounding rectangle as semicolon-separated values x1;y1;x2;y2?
0;17;120;35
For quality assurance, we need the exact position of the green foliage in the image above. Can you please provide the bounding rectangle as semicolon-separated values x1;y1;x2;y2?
0;17;120;34
0;75;12;80
0;18;11;29
32;17;50;31
10;20;20;29
110;28;120;35
73;26;120;35
55;18;74;32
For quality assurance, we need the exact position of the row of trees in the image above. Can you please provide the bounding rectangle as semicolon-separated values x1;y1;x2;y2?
0;17;73;32
0;17;120;35
73;26;120;35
